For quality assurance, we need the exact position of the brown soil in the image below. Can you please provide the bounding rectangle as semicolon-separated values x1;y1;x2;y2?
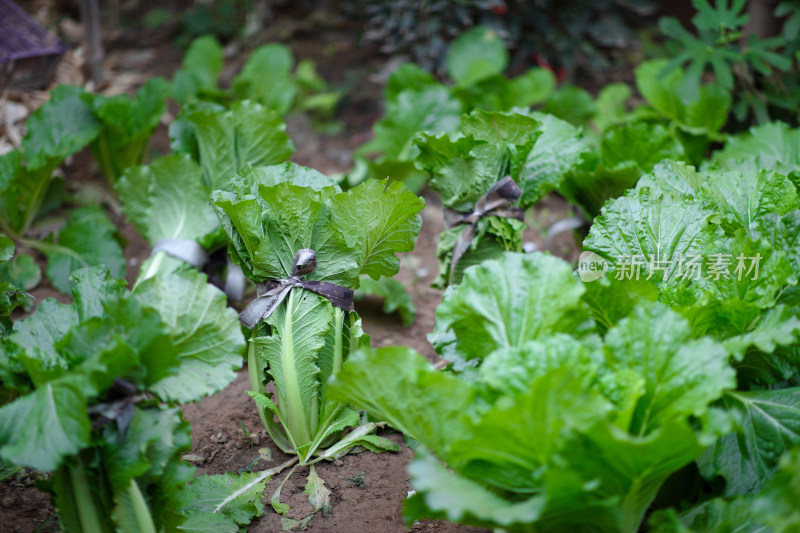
0;4;581;532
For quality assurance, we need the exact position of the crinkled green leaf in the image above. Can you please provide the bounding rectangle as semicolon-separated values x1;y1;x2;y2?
432;253;586;361
0;378;90;471
117;154;218;245
698;388;800;496
43;206;126;293
213;167;422;288
710;122;800;183
699;169;798;232
518;112;593;206
135;270;245;403
478;334;602;395
559;122;685;217
22;85;101;167
416;110;539;209
584;185;714;287
1;298;78;387
602;302;735;435
327;179;424;283
174;100;294;191
328;346;476;457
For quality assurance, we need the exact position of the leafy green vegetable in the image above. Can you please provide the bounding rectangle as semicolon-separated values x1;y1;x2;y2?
172;36;225;105
329;253;734;533
355;275;416;327
634;59;730;162
39;206;126;294
657;0;795;123
709;121;800;188
560;122;686;218
170;100;294;191
177;470;270;531
87;77;171;183
0;237;25;335
446;25;508;86
0;265;244;531
117;154;218;248
415;109;590;285
0;86;101;237
211;163;420;476
232;44;297;115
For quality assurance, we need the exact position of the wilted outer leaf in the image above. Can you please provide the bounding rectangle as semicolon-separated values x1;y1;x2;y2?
305;465;331;514
178;470;269;530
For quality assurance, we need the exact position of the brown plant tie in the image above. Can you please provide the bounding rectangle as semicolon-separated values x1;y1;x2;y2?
445;176;524;285
239;249;355;329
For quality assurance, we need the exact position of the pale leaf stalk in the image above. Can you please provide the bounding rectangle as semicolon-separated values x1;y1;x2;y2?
69;461;105;533
127;479;157;533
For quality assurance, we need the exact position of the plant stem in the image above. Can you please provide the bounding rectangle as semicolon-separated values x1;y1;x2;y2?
126;479;157;533
20;160;58;236
91;134;118;184
69;462;105;533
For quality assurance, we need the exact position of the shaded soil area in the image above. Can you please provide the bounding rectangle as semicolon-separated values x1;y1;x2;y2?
0;4;581;532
